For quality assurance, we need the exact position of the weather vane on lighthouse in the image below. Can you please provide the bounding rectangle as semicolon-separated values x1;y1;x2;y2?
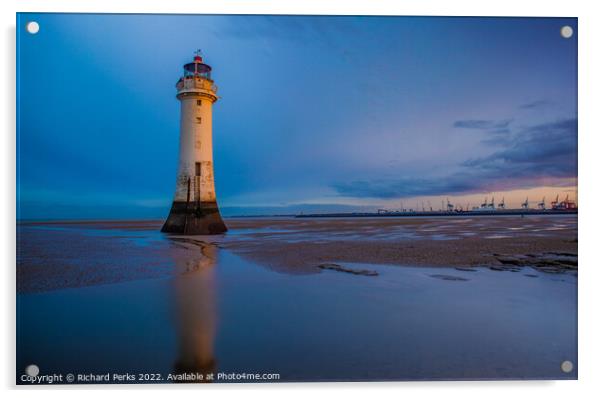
161;51;227;234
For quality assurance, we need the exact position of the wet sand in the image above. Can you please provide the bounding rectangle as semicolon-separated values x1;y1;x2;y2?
221;215;578;274
17;215;577;292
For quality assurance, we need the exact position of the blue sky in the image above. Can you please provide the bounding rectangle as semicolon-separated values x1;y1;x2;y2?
17;14;577;219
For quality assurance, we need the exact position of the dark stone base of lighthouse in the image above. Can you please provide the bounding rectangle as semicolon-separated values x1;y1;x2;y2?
161;201;228;235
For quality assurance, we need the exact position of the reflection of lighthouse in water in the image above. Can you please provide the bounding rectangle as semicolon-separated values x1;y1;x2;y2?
171;238;218;381
162;51;227;235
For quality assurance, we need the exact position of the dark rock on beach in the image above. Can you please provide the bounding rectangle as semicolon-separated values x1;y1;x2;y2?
429;274;470;282
317;263;379;276
492;252;577;274
454;267;477;272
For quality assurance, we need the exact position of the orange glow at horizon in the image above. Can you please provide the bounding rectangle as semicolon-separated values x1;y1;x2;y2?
384;185;578;211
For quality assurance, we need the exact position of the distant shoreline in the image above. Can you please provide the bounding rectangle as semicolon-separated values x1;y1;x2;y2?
15;209;578;224
296;209;578;218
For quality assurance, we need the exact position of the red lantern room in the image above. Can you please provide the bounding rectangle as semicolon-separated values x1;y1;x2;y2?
183;51;212;80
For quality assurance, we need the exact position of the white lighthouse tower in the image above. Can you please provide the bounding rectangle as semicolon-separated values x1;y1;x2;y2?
162;52;227;234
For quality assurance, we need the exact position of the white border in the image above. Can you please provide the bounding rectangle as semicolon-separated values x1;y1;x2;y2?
3;1;601;397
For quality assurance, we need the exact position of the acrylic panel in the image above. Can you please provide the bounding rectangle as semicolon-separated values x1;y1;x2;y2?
16;13;578;384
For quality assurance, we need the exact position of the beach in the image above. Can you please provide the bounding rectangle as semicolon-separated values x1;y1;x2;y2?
222;215;578;273
17;215;577;293
16;214;578;382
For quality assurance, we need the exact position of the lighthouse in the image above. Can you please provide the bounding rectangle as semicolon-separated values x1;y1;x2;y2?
162;52;227;235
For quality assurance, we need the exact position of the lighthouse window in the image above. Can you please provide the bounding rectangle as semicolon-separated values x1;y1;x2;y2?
196;117;202;124
195;162;201;176
197;100;202;106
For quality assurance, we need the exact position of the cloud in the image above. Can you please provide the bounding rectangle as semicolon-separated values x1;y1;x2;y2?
215;16;361;56
518;99;552;109
453;119;512;130
453;119;513;146
332;175;481;199
479;127;511;145
467;118;577;166
332;118;577;199
480;135;509;146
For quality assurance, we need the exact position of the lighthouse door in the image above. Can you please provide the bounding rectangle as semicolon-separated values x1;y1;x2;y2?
194;162;201;204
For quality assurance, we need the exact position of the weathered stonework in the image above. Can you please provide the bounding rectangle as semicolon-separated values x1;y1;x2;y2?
162;201;227;235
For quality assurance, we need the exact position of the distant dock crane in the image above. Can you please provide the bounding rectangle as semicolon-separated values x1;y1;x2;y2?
446;198;454;212
521;197;529;209
480;197;488;209
498;197;505;210
537;197;546;210
552;194;577;210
